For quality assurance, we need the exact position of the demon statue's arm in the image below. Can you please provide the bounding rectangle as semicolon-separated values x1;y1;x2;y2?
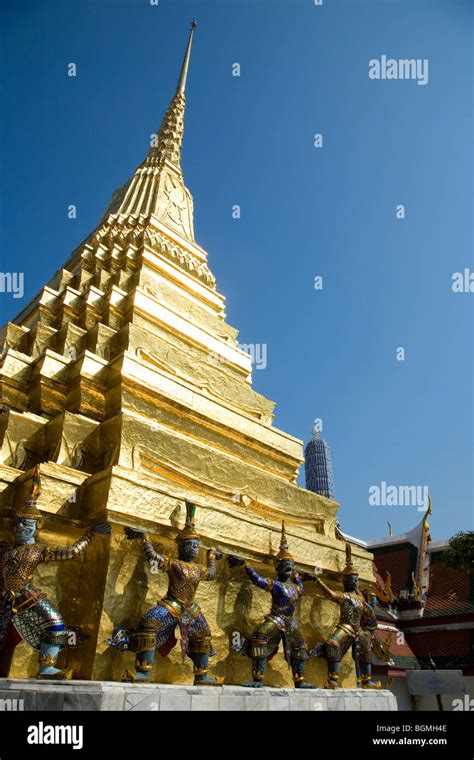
300;572;344;604
201;549;223;581
124;527;170;572
315;578;344;603
228;555;272;592
361;599;378;631
125;527;222;578
292;572;304;594
44;524;110;562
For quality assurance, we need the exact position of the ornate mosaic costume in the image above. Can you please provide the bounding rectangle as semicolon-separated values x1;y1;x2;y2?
110;501;223;685
355;598;378;670
319;583;366;663
0;467;108;679
313;543;382;688
137;539;217;661
244;565;309;674
230;522;315;688
0;532;94;653
353;591;391;688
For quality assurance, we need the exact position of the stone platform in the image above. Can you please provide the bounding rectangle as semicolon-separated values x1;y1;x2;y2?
0;679;398;711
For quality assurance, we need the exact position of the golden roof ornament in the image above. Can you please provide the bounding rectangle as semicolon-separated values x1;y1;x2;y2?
373;571;393;603
274;521;294;564
15;466;43;524
423;494;432;533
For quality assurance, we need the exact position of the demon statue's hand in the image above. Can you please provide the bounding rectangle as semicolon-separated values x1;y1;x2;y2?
91;523;111;535
124;527;148;540
228;555;246;568
208;549;223;560
300;571;319;582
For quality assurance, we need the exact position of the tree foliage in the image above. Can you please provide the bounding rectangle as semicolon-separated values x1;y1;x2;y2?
442;531;474;571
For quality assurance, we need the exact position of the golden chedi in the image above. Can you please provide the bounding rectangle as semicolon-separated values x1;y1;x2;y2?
0;23;374;686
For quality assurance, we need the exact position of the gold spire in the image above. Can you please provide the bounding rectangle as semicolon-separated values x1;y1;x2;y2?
177;20;196;94
151;21;196;168
101;22;198;242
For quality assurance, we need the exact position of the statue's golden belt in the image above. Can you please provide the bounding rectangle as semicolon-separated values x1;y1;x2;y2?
266;612;292;632
1;586;46;614
161;597;200;620
337;623;358;638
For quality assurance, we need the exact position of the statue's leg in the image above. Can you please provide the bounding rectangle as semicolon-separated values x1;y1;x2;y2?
289;626;315;689
35;601;68;678
188;614;223;686
13;599;70;678
123;605;175;683
352;638;362;687
245;642;266;688
30;609;66;678
128;628;157;682
38;639;66;678
242;620;279;688
360;662;381;689
324;627;352;689
359;633;381;689
324;638;340;688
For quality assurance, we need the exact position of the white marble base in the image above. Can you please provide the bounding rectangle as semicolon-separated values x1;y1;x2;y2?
0;678;398;711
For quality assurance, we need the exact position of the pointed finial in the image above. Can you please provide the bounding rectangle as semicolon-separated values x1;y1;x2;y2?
26;465;41;505
150;21;197;167
343;542;358;575
15;465;43;524
422;494;432;532
274;520;294;564
177;20;197;95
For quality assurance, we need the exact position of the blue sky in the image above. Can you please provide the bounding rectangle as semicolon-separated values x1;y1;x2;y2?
1;0;472;541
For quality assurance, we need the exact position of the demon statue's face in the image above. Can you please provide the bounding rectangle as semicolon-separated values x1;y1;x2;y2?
13;518;37;545
343;573;359;592
276;558;295;582
178;538;200;562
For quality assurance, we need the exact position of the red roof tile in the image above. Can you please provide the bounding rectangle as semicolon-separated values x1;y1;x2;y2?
424;552;473;618
407;629;471;658
372;543;418;596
